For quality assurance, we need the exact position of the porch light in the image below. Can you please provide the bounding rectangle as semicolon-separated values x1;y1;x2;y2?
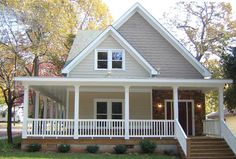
196;103;201;108
157;103;163;108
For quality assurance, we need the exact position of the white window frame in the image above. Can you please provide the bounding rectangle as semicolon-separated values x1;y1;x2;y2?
94;49;125;70
94;99;124;119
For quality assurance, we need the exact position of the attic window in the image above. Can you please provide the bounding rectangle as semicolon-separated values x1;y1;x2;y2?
95;49;125;70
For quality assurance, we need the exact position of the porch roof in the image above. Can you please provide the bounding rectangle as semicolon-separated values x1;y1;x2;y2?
15;77;232;87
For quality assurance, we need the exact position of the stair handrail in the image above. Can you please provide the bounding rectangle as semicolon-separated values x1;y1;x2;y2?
221;120;236;155
175;120;187;156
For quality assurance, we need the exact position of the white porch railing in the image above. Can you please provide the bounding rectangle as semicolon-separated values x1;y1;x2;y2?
26;119;176;138
129;120;175;137
27;118;74;137
175;120;187;156
203;119;220;136
78;119;124;137
221;120;236;155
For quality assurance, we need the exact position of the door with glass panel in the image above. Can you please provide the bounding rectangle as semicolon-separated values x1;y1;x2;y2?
165;100;194;136
95;99;123;129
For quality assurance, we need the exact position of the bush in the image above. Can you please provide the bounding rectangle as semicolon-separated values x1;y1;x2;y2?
113;144;127;154
27;143;41;152
139;139;156;153
0;139;13;152
86;145;99;153
58;144;70;153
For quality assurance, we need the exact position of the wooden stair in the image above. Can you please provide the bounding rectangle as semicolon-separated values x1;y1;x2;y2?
185;137;236;159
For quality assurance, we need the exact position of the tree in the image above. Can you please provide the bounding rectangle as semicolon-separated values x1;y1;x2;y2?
222;47;236;111
0;0;112;143
163;2;236;62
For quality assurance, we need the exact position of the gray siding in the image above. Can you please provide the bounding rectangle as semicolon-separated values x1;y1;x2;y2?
69;35;150;78
118;12;203;79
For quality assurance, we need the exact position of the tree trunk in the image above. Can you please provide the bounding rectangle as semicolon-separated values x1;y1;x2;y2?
33;56;39;76
7;102;13;144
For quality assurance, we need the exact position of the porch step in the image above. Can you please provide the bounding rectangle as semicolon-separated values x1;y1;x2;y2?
187;137;236;159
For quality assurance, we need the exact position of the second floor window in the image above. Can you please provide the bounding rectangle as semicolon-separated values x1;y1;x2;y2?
95;49;124;70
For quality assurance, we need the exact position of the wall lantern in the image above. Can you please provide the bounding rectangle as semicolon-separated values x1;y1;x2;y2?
157;103;163;108
196;103;202;108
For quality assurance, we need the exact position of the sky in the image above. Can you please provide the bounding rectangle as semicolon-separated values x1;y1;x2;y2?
103;0;236;21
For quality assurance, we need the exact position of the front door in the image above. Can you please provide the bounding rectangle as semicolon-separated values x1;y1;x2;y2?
165;100;194;136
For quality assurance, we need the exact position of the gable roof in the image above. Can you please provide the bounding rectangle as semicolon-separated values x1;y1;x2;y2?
207;109;236;118
113;3;211;78
62;26;158;75
66;30;102;64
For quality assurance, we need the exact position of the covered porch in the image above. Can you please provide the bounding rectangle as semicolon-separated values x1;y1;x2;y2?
15;77;235;156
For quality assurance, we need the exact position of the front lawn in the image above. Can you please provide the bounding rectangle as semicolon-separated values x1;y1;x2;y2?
0;151;177;159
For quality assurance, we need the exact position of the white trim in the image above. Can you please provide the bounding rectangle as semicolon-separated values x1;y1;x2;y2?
112;3;211;78
94;49;125;70
66;88;69;119
150;90;153;120
15;77;232;87
165;99;195;136
62;26;158;75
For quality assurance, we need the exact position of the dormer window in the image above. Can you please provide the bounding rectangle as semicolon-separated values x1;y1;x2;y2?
95;49;125;70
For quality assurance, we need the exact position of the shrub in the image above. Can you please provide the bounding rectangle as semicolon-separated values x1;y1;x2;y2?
58;144;70;153
113;144;127;154
86;145;99;153
0;139;13;152
27;143;41;152
139;139;156;153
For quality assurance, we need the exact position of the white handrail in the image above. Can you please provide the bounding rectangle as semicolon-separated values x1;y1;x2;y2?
129;120;175;137
27;118;74;137
221;120;236;155
175;120;187;156
203;119;220;136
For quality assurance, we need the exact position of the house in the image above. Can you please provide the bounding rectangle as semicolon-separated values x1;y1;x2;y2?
207;109;236;134
15;3;236;158
0;104;23;122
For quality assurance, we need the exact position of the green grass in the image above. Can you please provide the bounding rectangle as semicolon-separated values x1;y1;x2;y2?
0;152;177;159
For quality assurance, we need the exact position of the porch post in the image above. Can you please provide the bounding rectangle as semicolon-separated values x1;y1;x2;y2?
218;86;224;137
124;86;130;139
55;102;58;119
50;100;53;118
66;89;69;119
34;91;40;118
22;84;29;139
74;85;80;139
43;96;47;119
173;86;179;121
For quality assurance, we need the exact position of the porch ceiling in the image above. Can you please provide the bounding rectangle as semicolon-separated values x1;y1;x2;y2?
32;86;67;105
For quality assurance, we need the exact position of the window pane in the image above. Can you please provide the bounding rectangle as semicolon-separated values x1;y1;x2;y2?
112;115;122;119
112;51;122;60
97;102;107;114
112;61;122;69
98;52;108;60
98;61;108;69
97;115;107;119
112;102;122;114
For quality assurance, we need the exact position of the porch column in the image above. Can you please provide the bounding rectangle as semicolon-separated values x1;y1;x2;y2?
66;89;69;119
218;86;224;137
74;85;80;139
34;91;40;119
22;84;29;139
173;86;179;121
124;86;130;139
49;100;53;119
55;102;58;119
43;96;47;119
